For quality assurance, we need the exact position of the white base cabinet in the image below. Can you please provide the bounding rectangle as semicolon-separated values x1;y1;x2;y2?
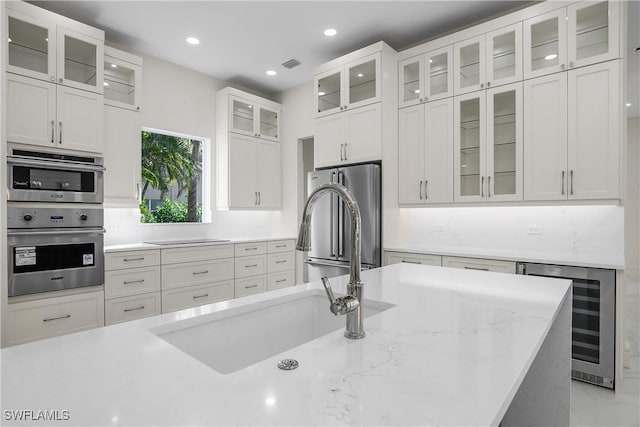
384;251;442;266
442;256;516;274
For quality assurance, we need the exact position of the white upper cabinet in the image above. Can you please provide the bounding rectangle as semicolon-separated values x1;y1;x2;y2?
524;8;568;79
315;52;381;117
454;35;486;95
454;91;486;202
104;105;141;207
104;46;142;111
486;23;522;88
567;0;620;69
229;96;280;142
398;45;453;108
6;2;104;94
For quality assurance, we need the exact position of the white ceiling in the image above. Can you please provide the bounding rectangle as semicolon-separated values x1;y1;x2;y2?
28;0;533;96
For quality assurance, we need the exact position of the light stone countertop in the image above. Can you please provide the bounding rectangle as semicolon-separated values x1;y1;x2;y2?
104;236;296;252
0;264;571;426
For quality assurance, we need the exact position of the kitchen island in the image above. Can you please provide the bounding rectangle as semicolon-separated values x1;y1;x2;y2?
0;263;571;426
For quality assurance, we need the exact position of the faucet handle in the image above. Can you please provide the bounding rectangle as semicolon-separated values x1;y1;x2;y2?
321;276;337;305
321;276;359;316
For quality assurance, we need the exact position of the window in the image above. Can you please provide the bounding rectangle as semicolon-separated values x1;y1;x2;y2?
140;129;209;223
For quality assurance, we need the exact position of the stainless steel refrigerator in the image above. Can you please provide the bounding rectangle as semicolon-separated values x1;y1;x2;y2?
305;163;381;282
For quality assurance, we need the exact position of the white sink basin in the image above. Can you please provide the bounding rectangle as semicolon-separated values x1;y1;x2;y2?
151;289;394;374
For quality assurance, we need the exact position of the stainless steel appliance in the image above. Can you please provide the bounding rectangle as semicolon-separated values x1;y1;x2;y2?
7;206;105;297
516;262;616;389
305;163;380;282
7;146;104;203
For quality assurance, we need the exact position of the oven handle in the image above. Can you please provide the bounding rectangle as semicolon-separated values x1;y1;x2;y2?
8;156;106;172
7;227;106;236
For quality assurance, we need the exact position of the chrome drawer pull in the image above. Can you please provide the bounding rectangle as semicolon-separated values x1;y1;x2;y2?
245;247;258;251
192;270;209;275
401;260;421;264
124;306;145;313
192;294;209;299
123;257;144;262
245;284;258;289
463;266;489;271
275;279;287;283
245;264;258;268
276;245;286;248
123;279;145;285
275;260;286;264
43;314;71;322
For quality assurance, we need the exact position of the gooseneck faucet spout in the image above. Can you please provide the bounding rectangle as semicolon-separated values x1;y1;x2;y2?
296;182;365;339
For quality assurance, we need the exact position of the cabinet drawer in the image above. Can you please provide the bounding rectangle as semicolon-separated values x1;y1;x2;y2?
162;258;234;290
267;271;295;291
162;281;234;313
161;244;234;265
268;240;295;253
384;251;442;267
6;291;104;346
268;252;294;273
105;250;160;270
105;293;161;325
235;275;267;298
442;256;516;274
105;266;160;299
235;255;267;278
235;242;267;257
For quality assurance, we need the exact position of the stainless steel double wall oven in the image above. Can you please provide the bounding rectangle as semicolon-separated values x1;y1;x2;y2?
7;146;105;297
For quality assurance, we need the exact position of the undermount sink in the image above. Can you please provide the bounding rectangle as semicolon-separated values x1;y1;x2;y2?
143;238;230;245
150;289;394;374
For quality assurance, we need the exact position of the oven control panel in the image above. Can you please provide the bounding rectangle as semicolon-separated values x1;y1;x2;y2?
7;207;104;229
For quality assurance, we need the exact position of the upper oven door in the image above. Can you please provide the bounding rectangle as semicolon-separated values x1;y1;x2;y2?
7;228;105;297
7;156;104;203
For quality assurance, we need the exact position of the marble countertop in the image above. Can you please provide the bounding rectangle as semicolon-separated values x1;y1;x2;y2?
385;245;625;270
105;236;296;252
0;264;571;426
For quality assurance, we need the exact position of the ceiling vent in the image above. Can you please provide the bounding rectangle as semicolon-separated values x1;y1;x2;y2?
282;58;301;69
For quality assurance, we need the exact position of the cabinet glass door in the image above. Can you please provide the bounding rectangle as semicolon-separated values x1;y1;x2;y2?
316;70;341;115
399;57;422;107
524;9;567;79
455;36;485;95
568;1;619;68
487;83;522;201
104;57;141;111
346;54;379;107
231;98;256;136
259;107;279;141
487;23;522;87
426;46;452;101
7;11;55;81
456;94;485;200
58;29;103;94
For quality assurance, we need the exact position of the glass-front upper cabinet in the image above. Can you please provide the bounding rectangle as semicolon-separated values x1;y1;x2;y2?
568;0;620;68
486;83;522;201
104;47;142;111
524;8;567;79
315;52;380;117
454;92;485;202
426;46;453;101
486;23;522;88
7;10;56;82
258;106;279;141
398;56;423;108
454;35;485;95
57;28;104;94
229;96;279;142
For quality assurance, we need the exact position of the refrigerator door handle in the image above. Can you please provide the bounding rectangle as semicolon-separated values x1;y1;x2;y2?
338;171;345;257
330;171;336;257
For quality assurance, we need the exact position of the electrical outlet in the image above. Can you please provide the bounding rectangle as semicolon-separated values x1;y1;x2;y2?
433;224;445;232
527;225;542;235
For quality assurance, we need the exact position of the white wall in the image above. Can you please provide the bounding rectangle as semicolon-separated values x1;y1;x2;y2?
626;117;640;273
104;55;301;245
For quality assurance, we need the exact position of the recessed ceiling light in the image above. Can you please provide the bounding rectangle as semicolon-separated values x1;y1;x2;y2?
111;64;118;68
627;103;632;107
186;37;200;45
103;82;109;86
324;28;337;37
357;73;363;77
318;91;326;96
414;89;420;94
544;54;558;60
266;70;277;76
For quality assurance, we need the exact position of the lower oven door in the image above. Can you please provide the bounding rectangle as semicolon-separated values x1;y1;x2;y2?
7;228;105;297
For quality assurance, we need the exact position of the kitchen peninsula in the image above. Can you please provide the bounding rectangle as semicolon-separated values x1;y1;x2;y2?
0;264;571;426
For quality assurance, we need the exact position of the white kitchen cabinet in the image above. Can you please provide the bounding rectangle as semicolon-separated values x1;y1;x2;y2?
162;281;234;313
567;1;620;69
162;258;235;290
442;256;516;274
454;83;522;202
104;266;161;300
161;244;234;265
105;249;160;270
5;290;104;346
314;103;381;168
398;45;453;108
486;23;522;88
267;271;295;291
105;293;161;326
234;275;267;298
234;255;267;279
524;8;568;79
104;46;142;111
454;35;486;95
384;251;442;267
6;2;104;94
398;98;454;205
6;73;103;154
217;88;282;210
104;105;141;207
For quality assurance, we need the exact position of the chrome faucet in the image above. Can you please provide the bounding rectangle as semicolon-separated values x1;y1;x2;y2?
296;182;365;339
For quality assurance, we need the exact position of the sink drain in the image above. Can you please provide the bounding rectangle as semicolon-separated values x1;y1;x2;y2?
278;359;299;370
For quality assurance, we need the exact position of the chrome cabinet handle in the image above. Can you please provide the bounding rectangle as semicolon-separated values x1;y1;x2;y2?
192;270;209;275
245;264;258;268
488;176;491;198
59;78;63;84
59;121;62;144
570;170;574;195
561;171;565;195
43;314;71;322
344;143;347;161
340;144;344;161
275;279;287;283
401;260;421;264
425;180;429;200
481;176;485;198
275;245;286;248
244;247;258;251
51;120;54;143
487;81;491;87
275;260;286;264
561;64;566;70
124;257;144;262
480;83;484;88
136;183;141;201
123;279;145;285
419;180;423;200
254;191;258;205
192;294;209;299
464;266;490;271
569;61;574;68
258;191;261;205
124;306;145;313
245;284;258;289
